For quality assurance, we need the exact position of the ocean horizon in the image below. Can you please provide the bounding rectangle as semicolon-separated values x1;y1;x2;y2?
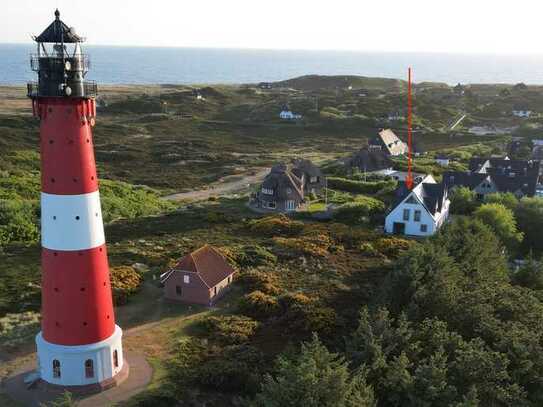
3;43;543;86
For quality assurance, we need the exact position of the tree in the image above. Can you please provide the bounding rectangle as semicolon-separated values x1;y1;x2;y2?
249;334;376;407
450;187;478;215
434;218;509;283
474;203;523;252
512;256;543;291
484;192;518;211
385;242;463;321
516;197;543;254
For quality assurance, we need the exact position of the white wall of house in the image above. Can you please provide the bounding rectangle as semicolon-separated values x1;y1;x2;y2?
513;110;532;118
385;176;450;237
385;200;437;236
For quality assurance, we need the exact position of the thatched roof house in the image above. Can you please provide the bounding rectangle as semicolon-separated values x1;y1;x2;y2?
291;158;326;194
252;163;305;212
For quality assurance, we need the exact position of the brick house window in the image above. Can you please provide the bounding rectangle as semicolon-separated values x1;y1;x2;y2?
414;210;421;222
53;359;61;378
403;209;410;221
113;350;119;368
176;285;182;296
183;275;190;284
85;359;94;378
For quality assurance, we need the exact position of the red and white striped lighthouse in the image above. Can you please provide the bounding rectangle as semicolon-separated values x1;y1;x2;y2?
28;10;125;389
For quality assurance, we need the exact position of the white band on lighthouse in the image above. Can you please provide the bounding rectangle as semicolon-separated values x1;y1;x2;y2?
41;191;105;251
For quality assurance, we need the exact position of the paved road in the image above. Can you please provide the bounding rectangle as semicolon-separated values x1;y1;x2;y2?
164;167;270;202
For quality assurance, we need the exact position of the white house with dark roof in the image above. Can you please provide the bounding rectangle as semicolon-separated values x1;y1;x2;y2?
385;175;450;236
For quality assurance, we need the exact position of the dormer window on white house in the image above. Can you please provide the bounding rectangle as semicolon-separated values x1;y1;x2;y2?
262;188;274;195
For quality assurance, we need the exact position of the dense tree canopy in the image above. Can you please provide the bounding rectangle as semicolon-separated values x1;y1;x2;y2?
474;203;523;252
249;334;376;407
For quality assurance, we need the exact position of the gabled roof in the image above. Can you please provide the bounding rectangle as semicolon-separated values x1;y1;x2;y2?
348;148;393;172
261;163;304;200
444;169;539;197
163;245;235;288
370;129;407;156
34;10;84;43
291;158;322;178
392;175;448;216
443;171;487;189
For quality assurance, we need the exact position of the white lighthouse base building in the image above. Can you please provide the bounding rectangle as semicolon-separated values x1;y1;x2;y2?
36;325;125;388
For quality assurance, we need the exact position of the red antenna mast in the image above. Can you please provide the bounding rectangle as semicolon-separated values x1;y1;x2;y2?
406;67;414;190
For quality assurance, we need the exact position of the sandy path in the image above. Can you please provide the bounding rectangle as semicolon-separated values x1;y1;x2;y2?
164;167;270;202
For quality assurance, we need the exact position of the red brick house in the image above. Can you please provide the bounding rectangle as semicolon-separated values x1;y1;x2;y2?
161;245;236;305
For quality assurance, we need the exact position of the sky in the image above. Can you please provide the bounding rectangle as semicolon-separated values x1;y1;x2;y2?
2;0;542;54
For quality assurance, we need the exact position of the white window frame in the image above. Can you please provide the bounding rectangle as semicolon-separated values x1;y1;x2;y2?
286;200;296;211
183;275;190;284
262;188;274;195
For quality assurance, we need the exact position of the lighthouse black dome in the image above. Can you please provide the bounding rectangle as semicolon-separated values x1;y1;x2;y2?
27;9;96;99
34;9;84;43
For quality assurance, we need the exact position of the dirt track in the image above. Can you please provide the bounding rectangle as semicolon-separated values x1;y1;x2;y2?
164;167;270;202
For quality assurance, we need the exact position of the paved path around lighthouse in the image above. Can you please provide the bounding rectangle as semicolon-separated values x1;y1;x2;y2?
3;351;152;407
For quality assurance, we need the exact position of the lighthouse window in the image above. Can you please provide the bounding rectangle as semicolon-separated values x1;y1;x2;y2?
113;350;119;368
53;360;61;378
85;359;94;378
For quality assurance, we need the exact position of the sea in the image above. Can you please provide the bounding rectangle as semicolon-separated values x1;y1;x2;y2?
3;43;543;86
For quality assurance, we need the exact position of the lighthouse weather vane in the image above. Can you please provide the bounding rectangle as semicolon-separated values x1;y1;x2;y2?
27;9;127;390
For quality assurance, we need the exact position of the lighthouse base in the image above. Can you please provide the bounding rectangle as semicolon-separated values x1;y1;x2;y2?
36;325;124;387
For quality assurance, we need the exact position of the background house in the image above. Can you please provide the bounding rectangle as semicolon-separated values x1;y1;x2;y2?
444;157;541;198
346;148;393;173
291;158;325;195
251;163;305;212
279;104;302;120
369;129;408;156
161;245;235;306
435;155;450;166
385;175;450;236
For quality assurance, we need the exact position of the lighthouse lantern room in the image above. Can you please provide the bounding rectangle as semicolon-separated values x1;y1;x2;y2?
28;10;126;389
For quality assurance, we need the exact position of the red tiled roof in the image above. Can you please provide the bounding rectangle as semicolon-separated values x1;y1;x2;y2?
172;245;235;288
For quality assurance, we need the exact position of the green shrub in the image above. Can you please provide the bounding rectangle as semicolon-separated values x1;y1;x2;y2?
110;266;144;305
374;237;414;258
0;311;40;347
221;245;277;269
327;177;396;195
196;345;264;393
450;186;479;215
238;290;280;319
201;315;260;345
0;199;39;247
273;233;333;257
333;196;385;224
248;215;304;237
359;242;382;257
237;269;282;295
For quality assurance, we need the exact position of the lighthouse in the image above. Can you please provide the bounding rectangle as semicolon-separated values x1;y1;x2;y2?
27;10;126;389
